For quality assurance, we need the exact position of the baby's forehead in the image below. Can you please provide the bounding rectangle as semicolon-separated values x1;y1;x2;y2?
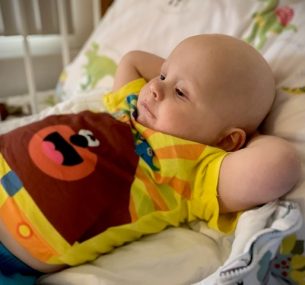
166;46;201;68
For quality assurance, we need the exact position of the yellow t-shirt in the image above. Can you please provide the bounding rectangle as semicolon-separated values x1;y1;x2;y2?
103;78;238;233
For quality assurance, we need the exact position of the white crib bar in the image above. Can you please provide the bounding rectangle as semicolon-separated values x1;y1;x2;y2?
31;0;43;33
13;0;38;114
57;0;70;67
0;5;4;34
93;0;101;28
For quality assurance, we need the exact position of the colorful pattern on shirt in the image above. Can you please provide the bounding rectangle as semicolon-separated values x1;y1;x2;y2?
103;79;238;231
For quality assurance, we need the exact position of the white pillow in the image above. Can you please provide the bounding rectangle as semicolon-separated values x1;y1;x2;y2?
57;0;305;98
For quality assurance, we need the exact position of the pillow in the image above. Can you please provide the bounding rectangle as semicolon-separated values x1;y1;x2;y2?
56;0;301;99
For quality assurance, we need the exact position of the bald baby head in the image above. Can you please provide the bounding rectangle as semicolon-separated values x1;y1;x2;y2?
177;34;275;134
138;34;275;150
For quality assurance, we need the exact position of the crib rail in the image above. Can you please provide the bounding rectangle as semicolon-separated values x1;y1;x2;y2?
0;0;103;114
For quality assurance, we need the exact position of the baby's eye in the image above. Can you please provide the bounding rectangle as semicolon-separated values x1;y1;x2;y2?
160;74;166;81
175;88;185;97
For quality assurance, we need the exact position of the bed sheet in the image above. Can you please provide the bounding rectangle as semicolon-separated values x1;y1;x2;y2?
36;201;301;285
38;226;231;285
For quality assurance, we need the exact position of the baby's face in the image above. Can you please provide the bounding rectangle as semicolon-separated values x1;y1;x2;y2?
137;35;275;146
137;38;224;145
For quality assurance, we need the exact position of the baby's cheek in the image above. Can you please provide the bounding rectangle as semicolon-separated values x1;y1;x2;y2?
139;84;149;97
157;119;183;137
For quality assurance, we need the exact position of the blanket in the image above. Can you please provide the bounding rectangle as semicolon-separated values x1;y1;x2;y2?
194;201;302;284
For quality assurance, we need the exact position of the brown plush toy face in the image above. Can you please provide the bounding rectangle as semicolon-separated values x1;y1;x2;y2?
0;111;139;243
29;125;99;181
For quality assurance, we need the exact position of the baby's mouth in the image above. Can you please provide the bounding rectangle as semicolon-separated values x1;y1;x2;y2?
139;101;155;119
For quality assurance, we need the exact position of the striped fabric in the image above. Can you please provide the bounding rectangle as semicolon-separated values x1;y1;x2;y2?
103;79;239;235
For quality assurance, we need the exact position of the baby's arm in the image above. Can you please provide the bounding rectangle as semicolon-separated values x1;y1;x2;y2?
218;135;301;213
113;51;164;91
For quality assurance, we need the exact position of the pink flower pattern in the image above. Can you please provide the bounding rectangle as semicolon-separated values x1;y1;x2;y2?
275;6;294;26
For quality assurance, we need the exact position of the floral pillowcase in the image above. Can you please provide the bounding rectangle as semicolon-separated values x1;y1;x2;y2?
56;0;304;100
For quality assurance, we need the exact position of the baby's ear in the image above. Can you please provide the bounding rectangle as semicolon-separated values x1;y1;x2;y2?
215;128;246;151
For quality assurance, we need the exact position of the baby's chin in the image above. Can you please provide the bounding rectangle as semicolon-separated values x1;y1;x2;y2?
136;103;154;129
136;113;152;129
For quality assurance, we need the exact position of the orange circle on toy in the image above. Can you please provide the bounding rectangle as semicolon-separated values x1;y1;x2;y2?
29;125;98;181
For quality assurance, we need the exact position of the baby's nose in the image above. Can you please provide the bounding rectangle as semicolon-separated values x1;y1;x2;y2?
150;82;164;101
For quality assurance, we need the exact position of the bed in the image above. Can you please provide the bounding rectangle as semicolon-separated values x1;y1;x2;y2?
1;0;305;284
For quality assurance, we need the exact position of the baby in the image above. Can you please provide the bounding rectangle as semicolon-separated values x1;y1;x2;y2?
113;34;300;213
0;34;300;282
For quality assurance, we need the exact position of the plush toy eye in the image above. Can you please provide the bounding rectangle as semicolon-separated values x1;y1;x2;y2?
70;129;100;147
78;129;100;147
